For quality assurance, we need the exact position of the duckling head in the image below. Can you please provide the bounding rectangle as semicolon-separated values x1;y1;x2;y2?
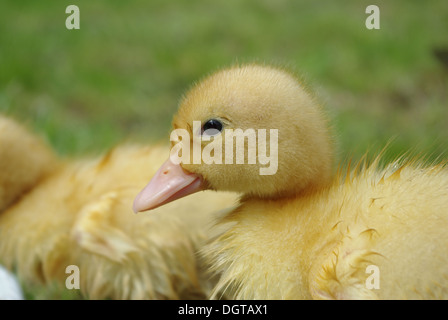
134;64;333;212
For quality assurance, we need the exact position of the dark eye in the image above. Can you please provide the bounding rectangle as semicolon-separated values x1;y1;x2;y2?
202;119;223;136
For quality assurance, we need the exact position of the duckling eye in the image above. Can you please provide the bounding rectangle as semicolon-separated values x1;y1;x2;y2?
202;119;223;136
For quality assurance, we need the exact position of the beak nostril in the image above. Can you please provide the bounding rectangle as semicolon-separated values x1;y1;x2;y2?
133;157;203;212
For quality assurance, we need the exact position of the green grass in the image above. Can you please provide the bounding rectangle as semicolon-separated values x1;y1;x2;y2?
22;282;83;300
0;0;447;299
1;0;447;160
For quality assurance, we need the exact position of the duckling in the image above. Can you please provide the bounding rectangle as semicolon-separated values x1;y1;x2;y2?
133;64;448;299
0;115;236;299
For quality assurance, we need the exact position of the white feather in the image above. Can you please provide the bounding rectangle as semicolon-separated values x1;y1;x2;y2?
0;265;23;300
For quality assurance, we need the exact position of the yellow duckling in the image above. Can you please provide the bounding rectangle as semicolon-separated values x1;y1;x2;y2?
134;64;448;299
0;115;236;299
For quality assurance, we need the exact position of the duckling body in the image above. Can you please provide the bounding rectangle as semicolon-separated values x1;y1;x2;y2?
0;116;236;299
134;64;448;300
208;161;448;299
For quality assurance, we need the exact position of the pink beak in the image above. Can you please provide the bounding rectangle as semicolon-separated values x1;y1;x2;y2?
133;158;204;213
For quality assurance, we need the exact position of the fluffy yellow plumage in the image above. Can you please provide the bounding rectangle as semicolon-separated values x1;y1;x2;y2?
206;157;448;299
134;64;448;299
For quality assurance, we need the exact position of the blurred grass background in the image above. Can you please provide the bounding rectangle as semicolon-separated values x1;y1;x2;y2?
0;0;447;298
1;0;447;161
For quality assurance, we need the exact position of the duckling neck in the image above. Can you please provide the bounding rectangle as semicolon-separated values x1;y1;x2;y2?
243;177;330;202
208;188;336;299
